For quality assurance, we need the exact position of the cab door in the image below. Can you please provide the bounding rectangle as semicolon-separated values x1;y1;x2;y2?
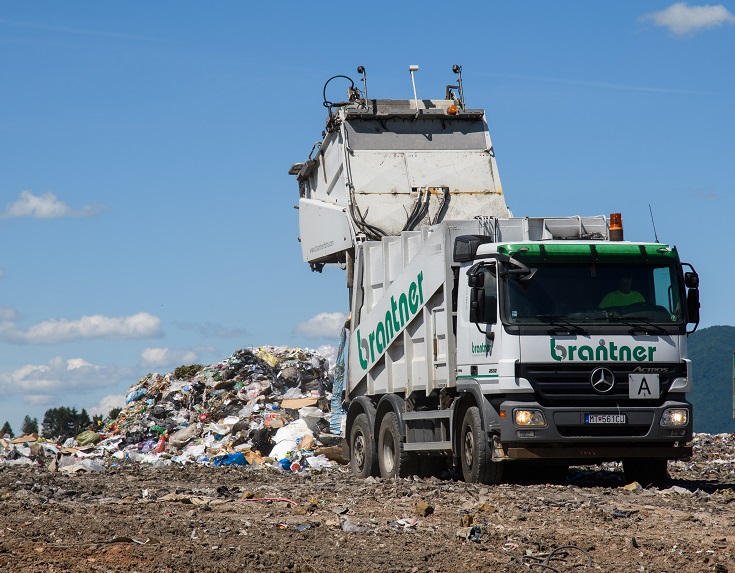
456;263;501;382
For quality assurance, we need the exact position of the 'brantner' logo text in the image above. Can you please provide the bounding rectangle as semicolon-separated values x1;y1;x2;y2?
358;272;424;370
472;342;491;354
550;338;657;362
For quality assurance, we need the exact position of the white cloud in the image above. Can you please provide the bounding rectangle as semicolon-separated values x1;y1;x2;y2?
641;3;735;35
141;347;195;368
0;356;132;395
0;311;162;344
87;394;126;417
295;312;346;339
140;346;215;369
0;190;106;219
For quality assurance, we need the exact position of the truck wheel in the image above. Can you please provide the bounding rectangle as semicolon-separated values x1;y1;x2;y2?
623;458;669;487
460;406;503;484
378;412;416;479
350;413;377;478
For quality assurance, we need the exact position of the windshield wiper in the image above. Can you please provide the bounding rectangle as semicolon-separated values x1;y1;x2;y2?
608;315;668;336
536;314;590;336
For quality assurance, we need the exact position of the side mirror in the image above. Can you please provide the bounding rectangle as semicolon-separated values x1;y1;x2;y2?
469;287;485;323
685;271;699;289
468;273;484;288
687;288;700;325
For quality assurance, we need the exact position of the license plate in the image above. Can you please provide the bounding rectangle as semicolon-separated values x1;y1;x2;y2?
584;413;627;424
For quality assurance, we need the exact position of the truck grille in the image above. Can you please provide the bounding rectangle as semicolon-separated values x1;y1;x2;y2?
519;363;683;406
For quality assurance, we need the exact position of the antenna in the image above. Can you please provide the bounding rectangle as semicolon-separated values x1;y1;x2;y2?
649;204;660;243
409;65;419;116
452;64;464;109
357;66;368;106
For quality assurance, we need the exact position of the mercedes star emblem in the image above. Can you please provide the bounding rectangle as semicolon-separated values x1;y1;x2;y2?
590;367;615;393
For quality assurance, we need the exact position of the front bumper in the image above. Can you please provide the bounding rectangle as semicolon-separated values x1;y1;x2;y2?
496;400;692;462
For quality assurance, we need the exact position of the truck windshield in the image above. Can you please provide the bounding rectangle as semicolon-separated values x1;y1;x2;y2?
500;260;684;327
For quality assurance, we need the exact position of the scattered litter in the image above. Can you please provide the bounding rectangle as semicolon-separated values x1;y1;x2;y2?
661;485;693;496
105;536;161;545
622;481;642;493
612;509;637;518
415;500;434;517
456;526;482;541
340;517;369;533
509;544;594;571
389;517;419;530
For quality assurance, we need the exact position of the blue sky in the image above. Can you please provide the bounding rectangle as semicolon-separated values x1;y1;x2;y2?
1;2;733;433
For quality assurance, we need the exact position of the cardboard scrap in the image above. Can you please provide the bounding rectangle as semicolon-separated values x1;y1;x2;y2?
280;397;319;409
11;433;39;444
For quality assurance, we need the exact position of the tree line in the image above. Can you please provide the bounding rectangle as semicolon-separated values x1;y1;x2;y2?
1;406;122;441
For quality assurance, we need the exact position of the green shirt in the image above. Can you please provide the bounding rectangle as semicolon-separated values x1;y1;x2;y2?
599;290;645;309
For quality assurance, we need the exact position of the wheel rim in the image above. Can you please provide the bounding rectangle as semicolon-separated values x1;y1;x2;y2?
463;427;475;469
383;431;396;474
353;433;366;470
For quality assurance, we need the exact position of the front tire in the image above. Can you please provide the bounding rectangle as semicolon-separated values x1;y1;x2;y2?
377;411;416;479
350;413;377;478
460;406;503;484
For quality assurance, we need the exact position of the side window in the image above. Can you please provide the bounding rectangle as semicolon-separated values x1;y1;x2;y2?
652;266;680;315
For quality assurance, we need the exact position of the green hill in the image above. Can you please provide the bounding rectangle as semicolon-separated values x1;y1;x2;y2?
688;325;735;434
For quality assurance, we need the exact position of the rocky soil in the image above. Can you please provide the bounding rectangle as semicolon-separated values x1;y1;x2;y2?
2;434;735;573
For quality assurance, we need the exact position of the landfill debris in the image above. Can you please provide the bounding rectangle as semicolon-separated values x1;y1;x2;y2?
456;525;482;542
509;544;594;570
661;485;694;496
58;458;106;473
389;517;419;530
340;517;370;533
611;508;638;518
415;500;434;517
622;481;643;493
105;536;161;545
0;346;344;473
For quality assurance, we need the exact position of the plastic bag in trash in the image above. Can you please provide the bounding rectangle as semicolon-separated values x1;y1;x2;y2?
299;406;325;434
168;424;201;449
126;388;147;404
59;458;106;473
212;452;248;467
270;419;313;461
76;430;101;446
207;415;240;436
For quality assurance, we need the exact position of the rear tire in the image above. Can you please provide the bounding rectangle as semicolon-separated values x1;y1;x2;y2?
623;458;669;487
349;413;377;478
377;411;416;479
460;406;503;484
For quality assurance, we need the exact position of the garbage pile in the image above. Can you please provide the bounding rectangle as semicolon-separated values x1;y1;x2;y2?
0;346;346;473
670;432;735;481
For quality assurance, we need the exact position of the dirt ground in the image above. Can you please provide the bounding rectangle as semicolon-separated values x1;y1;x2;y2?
1;438;734;573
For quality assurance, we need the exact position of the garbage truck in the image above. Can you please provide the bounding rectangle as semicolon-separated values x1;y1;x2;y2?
289;66;700;485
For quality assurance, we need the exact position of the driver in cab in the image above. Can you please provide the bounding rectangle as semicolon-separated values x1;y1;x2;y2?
599;275;645;309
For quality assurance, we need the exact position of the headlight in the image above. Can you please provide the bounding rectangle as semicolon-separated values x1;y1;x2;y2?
514;409;547;427
660;408;689;427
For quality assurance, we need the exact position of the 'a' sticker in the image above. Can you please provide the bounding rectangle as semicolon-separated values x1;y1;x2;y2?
628;374;660;399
